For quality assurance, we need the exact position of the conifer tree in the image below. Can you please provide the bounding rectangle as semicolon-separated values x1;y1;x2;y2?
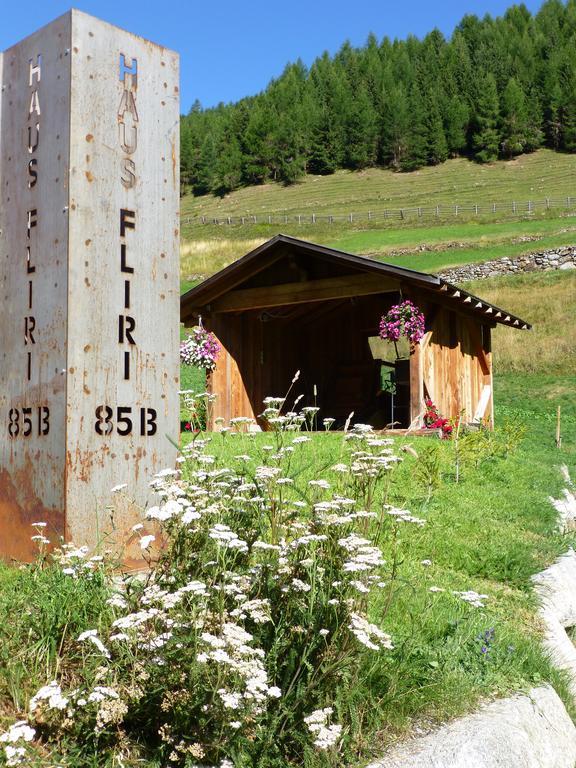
345;86;378;169
381;86;410;170
443;96;469;156
401;85;428;171
545;82;564;149
211;133;243;196
426;92;449;165
500;77;530;157
472;73;501;162
242;100;275;183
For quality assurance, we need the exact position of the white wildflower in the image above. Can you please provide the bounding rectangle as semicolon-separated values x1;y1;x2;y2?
88;686;119;703
291;578;311;593
155;468;179;478
255;466;281;481
309;479;330;490
304;707;342;750
453;590;489;608
348;613;393;651
0;722;35;743
252;541;281;552
4;745;26;766
182;508;201;524
217;689;242;709
106;593;128;609
384;506;426;526
77;629;111;659
29;681;68;712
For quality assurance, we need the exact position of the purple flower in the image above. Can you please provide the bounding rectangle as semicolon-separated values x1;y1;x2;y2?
379;301;425;348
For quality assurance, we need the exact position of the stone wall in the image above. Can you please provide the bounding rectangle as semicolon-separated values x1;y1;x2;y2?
438;246;576;283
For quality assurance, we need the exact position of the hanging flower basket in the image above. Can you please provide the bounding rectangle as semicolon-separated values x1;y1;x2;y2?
180;326;220;372
379;300;425;354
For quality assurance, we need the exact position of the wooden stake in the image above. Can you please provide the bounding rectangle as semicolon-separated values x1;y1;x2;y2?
556;406;562;449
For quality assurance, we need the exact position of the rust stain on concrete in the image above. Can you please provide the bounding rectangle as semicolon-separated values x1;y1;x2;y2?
0;464;64;562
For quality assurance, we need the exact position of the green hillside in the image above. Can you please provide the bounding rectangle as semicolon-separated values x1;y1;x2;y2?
181;149;576;222
179;149;576;281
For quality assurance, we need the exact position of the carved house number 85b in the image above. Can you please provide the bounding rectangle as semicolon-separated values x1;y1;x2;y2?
94;405;157;436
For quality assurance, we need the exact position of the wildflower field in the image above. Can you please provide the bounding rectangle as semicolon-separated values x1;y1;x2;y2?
1;260;575;767
0;366;574;767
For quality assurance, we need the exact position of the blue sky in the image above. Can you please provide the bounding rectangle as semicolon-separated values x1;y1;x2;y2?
2;0;545;113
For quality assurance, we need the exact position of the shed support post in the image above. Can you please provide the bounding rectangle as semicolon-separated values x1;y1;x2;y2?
409;342;424;428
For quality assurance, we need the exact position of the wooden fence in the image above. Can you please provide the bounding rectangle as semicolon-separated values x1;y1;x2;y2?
180;195;576;227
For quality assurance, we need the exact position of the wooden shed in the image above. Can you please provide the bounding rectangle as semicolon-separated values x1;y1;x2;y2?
180;235;530;431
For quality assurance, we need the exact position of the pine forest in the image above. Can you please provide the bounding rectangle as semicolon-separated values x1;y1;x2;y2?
180;0;576;196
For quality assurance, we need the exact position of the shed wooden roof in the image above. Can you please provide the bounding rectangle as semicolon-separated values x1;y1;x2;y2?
181;234;531;330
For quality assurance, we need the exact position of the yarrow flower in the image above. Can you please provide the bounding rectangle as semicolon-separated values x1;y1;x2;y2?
0;722;35;768
29;681;68;713
0;722;35;744
304;707;342;750
453;589;489;608
348;613;394;651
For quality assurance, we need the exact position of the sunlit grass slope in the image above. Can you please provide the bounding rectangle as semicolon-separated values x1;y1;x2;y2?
465;270;576;375
181;149;576;221
179;150;576;279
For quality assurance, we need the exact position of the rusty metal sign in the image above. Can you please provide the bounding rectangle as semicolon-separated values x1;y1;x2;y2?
0;11;180;561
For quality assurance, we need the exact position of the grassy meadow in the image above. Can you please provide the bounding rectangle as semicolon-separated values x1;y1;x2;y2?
0;151;575;765
181;149;576;223
179;149;576;280
179;270;576;760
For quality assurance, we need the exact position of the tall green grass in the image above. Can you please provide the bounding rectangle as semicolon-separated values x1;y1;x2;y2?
181;149;576;222
177;149;576;281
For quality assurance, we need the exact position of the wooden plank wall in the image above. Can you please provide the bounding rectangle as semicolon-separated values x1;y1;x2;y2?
206;314;257;428
206;295;494;430
420;306;493;425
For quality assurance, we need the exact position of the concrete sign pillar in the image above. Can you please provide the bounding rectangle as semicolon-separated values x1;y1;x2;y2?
0;11;180;560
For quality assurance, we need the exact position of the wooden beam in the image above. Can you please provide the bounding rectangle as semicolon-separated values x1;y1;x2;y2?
409;344;423;427
211;273;397;313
